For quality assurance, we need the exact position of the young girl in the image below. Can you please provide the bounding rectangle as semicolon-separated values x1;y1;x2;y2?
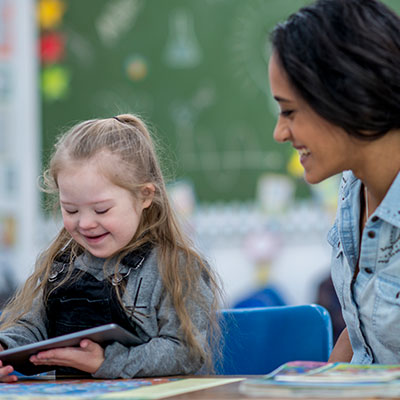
0;114;222;382
269;0;400;364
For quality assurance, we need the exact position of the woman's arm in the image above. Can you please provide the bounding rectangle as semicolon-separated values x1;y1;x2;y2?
328;327;353;362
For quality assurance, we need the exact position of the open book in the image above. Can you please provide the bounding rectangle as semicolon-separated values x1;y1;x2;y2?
240;361;400;398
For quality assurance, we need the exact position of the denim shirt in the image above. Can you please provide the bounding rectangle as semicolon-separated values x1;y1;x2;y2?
328;170;400;364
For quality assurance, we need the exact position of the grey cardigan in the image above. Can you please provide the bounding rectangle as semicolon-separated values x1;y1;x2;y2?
0;247;214;378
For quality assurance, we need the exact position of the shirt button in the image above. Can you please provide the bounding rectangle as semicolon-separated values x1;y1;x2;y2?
371;216;379;223
364;267;373;274
367;231;375;238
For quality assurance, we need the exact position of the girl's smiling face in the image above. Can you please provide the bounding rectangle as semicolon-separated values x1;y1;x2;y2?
58;155;153;258
268;52;359;184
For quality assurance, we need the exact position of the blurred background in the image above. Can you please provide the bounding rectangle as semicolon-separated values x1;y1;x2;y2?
2;0;399;341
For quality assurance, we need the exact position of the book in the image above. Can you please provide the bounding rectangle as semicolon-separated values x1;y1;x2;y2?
240;361;400;398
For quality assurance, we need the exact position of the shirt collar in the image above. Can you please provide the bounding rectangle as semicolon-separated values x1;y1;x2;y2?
374;171;400;228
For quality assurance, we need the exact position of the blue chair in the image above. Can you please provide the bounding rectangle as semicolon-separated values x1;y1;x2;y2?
215;304;333;375
233;284;287;308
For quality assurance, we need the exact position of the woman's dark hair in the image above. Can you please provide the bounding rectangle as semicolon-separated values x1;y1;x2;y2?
271;0;400;140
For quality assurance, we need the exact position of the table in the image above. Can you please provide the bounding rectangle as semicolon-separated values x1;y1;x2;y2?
154;378;400;400
164;378;255;399
4;376;399;400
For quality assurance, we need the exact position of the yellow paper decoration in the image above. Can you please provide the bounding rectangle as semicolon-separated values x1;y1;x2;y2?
287;149;304;178
2;215;16;248
38;0;66;30
126;56;148;81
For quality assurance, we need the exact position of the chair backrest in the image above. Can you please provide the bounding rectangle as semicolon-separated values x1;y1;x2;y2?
233;284;287;308
215;304;333;375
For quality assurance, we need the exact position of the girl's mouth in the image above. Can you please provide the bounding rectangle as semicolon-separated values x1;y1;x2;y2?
83;232;109;243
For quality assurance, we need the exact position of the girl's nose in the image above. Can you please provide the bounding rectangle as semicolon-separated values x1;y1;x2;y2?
78;213;97;230
273;119;291;143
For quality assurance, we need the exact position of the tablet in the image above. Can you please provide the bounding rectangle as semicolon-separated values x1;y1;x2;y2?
0;323;141;375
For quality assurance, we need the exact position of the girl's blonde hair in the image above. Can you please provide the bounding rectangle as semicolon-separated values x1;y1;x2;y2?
1;114;222;371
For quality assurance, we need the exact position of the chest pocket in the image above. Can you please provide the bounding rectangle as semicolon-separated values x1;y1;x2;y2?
46;270;116;336
374;274;400;351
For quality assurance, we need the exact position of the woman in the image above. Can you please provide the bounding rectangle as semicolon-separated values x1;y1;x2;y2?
269;0;400;364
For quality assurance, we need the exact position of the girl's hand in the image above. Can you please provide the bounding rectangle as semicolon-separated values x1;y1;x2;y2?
0;345;18;382
0;361;18;383
29;339;105;374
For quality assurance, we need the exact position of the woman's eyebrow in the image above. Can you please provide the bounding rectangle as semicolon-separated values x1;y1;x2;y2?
274;95;291;103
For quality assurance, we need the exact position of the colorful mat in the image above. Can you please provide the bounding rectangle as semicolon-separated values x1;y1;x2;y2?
0;377;243;399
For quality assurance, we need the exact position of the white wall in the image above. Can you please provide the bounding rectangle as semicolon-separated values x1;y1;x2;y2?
192;201;334;307
0;0;40;285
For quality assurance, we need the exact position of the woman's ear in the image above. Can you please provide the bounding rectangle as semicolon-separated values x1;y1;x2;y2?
141;183;155;209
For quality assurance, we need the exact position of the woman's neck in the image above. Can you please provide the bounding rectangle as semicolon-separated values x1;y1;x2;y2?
352;129;400;213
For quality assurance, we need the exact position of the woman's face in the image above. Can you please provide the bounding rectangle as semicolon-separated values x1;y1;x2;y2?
268;52;358;184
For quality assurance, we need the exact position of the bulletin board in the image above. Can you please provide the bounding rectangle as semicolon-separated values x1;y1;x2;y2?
39;0;400;203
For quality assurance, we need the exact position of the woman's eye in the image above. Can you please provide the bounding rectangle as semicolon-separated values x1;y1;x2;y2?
280;110;294;117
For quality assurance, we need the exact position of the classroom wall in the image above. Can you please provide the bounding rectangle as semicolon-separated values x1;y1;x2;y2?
0;0;347;306
3;0;400;309
0;0;40;300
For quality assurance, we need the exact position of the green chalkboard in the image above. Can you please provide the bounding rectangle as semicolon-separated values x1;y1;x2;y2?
40;0;312;202
40;0;400;202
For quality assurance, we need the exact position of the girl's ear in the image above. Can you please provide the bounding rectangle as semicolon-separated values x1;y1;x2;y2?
141;183;155;209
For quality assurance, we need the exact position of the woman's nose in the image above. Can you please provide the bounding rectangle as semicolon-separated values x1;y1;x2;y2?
273;119;291;143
